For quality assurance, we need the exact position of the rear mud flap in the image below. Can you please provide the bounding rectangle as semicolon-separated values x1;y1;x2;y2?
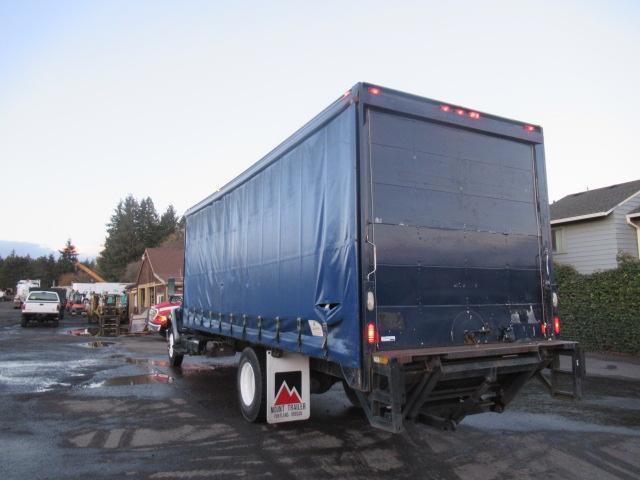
356;342;584;433
266;351;311;424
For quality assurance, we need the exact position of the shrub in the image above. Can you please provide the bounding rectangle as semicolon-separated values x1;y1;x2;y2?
555;254;640;353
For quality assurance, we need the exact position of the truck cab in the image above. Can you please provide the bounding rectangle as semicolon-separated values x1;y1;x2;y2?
147;294;183;335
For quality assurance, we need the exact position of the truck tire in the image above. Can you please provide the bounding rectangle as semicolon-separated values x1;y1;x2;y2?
20;316;28;328
342;380;363;409
167;330;184;368
237;347;266;423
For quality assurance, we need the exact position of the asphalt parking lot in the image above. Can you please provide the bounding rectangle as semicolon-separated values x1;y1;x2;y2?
1;302;640;480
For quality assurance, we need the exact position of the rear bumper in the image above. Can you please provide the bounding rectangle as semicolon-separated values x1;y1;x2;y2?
374;340;577;364
357;340;584;433
23;313;58;319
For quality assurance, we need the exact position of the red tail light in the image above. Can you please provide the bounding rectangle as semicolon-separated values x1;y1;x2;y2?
366;322;379;344
553;316;561;335
541;322;547;335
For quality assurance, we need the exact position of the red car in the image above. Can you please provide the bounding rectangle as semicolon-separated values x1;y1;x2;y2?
147;294;182;336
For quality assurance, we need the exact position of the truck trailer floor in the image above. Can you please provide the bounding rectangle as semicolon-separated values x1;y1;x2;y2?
1;302;639;480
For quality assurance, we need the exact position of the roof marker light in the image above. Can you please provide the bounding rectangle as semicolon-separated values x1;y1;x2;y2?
440;105;451;112
524;125;536;132
455;108;465;116
342;90;350;98
468;111;480;119
368;87;381;95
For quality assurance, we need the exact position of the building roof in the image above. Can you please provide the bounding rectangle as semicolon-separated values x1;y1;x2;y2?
143;247;184;283
550;179;640;224
628;205;640;216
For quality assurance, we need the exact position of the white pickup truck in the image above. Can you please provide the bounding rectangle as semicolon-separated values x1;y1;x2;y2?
21;291;61;328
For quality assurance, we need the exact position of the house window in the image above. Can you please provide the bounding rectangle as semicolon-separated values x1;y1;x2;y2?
551;228;565;253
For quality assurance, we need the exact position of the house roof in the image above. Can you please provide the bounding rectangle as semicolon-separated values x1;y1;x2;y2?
143;247;184;283
628;205;640;216
550;179;640;224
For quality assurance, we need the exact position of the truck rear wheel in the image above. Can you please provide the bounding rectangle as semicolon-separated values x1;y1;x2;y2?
237;347;266;423
167;330;184;368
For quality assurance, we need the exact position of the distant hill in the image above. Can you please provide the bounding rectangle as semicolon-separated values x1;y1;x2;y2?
0;240;56;259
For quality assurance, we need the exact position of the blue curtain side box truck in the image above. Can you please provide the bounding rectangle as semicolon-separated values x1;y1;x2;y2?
169;83;583;432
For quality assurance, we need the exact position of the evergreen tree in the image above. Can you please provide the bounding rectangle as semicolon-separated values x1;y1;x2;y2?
158;205;179;239
46;254;59;286
97;195;182;281
57;238;78;274
30;254;58;287
0;253;34;290
136;197;160;249
98;195;141;281
0;246;100;290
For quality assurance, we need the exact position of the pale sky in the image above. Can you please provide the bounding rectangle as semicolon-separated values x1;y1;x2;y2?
1;0;639;258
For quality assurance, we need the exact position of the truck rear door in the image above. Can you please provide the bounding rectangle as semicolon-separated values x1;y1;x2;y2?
367;108;545;349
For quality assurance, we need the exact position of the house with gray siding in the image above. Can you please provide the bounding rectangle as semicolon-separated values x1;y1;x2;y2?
550;179;640;274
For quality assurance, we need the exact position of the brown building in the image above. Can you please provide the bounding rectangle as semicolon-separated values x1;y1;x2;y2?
58;270;95;286
128;247;184;315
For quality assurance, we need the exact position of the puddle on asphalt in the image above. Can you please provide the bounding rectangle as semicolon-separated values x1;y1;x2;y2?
78;357;234;390
126;357;169;367
67;328;99;336
80;341;115;348
123;357;233;371
1;359;102;394
86;373;174;388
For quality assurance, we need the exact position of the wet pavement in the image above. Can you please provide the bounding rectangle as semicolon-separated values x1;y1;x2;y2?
1;302;640;479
